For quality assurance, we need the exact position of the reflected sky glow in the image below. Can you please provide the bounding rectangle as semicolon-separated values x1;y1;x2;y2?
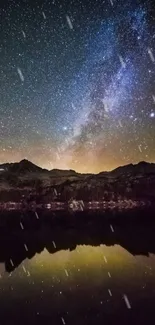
0;244;155;324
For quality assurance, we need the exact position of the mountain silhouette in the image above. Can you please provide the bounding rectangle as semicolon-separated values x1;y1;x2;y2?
0;159;155;204
0;208;155;273
0;159;155;176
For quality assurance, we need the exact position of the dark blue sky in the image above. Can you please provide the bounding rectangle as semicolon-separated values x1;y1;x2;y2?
0;0;155;172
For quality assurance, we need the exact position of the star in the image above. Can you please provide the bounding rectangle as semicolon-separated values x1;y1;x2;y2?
0;0;155;172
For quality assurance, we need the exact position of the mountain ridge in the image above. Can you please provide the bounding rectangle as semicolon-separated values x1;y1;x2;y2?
0;159;155;204
0;159;155;176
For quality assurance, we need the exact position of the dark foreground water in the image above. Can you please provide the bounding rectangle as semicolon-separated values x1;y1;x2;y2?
0;210;155;324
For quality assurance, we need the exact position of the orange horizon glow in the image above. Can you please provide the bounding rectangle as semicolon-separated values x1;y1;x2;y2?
0;149;154;174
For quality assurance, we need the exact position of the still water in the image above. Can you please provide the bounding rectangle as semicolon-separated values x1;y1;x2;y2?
0;243;155;324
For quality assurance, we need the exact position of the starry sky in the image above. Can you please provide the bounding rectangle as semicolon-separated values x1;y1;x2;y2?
1;0;155;173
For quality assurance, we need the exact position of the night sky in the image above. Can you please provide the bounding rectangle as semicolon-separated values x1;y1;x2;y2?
1;0;155;173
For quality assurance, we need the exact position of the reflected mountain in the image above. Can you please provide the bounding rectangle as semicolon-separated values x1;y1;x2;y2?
1;208;155;272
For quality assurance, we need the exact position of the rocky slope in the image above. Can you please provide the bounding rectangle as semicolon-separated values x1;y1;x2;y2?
0;159;155;203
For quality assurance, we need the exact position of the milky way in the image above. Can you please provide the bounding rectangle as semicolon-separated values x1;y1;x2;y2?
0;0;155;172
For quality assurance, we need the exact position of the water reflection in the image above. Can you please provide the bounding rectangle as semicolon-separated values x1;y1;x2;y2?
1;217;155;273
1;212;155;324
0;244;155;324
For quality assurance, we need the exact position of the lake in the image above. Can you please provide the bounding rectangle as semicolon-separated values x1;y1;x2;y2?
0;238;155;325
